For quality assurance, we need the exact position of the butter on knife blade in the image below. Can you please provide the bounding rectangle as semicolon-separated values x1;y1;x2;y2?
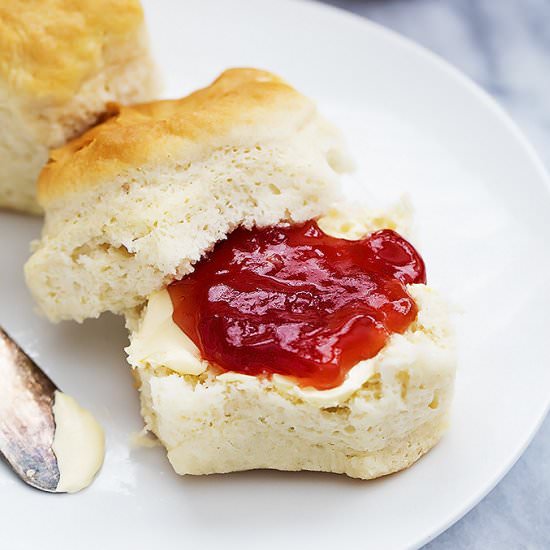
0;328;104;493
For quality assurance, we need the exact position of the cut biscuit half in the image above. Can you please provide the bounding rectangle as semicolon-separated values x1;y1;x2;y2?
25;69;351;321
126;207;455;479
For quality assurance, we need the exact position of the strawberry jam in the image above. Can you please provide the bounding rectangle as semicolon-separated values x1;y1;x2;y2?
168;220;426;390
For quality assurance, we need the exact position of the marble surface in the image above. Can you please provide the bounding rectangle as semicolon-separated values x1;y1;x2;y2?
320;1;550;548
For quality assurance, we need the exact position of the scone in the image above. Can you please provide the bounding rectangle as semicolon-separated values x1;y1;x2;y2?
25;69;351;321
0;0;158;214
24;68;455;480
125;206;455;479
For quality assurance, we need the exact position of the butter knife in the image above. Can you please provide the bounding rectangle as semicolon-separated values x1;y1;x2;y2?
0;328;104;493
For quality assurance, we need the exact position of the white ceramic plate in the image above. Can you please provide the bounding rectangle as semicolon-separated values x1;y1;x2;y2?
1;1;549;548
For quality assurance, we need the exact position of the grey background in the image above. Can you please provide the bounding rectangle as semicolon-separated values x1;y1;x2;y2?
319;1;550;548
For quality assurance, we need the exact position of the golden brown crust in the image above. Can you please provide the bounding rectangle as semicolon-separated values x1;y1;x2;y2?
0;0;144;101
38;69;313;205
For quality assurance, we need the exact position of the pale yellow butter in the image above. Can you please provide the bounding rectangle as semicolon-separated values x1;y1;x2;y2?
52;391;105;493
126;290;206;376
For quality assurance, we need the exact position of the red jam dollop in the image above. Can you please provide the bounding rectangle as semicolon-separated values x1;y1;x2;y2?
168;220;426;390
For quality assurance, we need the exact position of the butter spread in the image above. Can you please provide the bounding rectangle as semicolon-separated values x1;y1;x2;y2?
126;290;206;376
52;391;105;493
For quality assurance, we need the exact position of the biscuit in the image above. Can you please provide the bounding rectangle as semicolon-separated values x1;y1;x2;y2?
126;208;455;479
0;0;158;213
25;69;351;321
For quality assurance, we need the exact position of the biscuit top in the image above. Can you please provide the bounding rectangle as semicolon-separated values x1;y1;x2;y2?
0;0;144;102
38;69;315;205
